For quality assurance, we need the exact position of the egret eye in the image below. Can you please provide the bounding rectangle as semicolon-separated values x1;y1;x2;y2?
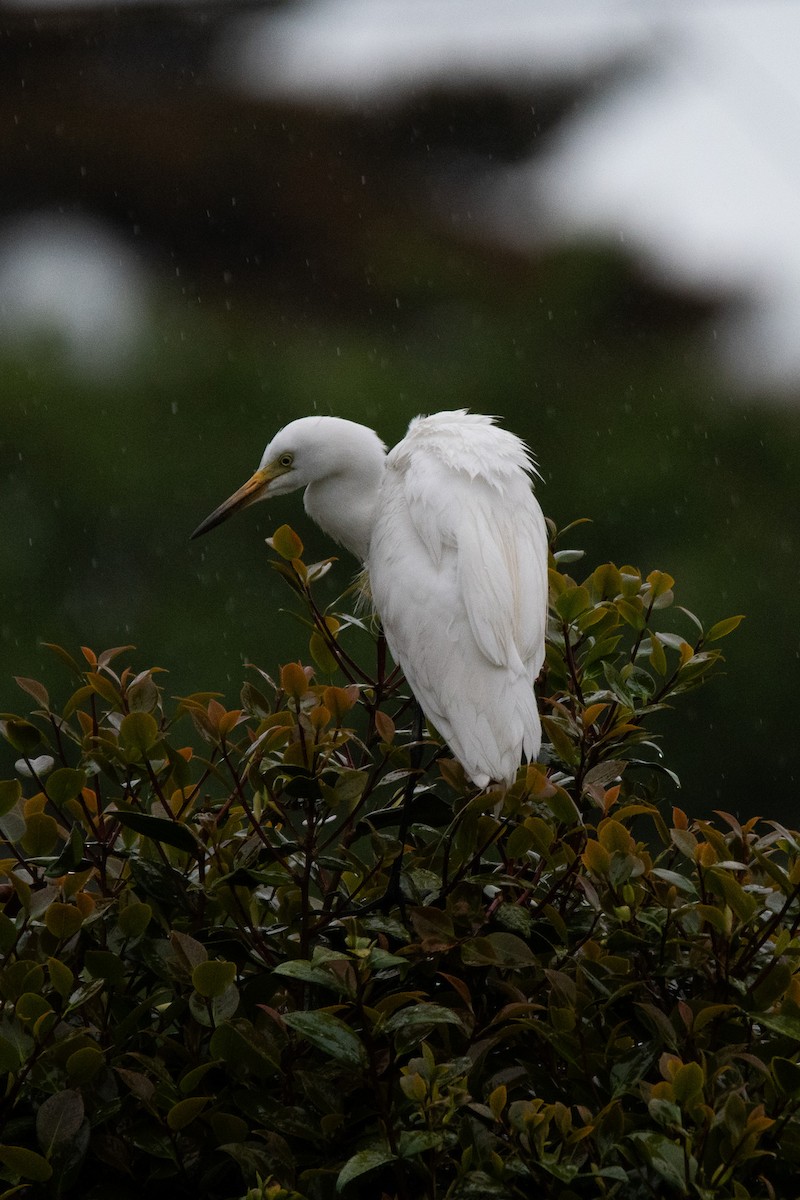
278;453;294;468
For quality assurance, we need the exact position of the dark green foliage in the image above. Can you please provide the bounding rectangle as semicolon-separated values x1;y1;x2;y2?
0;524;794;1200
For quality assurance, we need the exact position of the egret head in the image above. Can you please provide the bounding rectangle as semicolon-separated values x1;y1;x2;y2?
190;415;386;542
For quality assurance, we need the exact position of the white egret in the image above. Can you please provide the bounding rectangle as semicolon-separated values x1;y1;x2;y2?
192;410;548;788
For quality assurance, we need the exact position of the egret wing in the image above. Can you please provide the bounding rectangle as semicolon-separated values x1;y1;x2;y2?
369;449;547;787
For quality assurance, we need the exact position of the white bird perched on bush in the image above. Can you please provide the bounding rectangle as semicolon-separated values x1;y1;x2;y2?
192;410;548;788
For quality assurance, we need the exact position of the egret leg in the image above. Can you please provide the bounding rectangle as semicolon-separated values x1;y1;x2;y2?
380;701;425;914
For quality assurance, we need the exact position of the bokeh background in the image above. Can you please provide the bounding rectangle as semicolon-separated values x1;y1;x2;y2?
1;0;798;818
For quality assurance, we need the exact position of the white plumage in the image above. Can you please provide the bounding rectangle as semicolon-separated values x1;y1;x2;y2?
192;410;548;789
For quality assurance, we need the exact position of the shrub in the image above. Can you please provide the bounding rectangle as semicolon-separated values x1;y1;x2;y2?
0;523;796;1200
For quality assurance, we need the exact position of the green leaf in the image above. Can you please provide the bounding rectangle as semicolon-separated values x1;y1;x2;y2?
0;913;15;955
635;1002;677;1049
167;1096;210;1131
47;957;74;999
273;960;347;992
555;586;591;623
470;932;536;968
310;629;339;675
209;1112;249;1145
117;902;152;939
383;1003;466;1034
179;1060;220;1096
0;1146;53;1182
283;1010;367;1068
189;983;240;1027
219;1142;276;1181
42;642;83;676
616;597;645;630
692;1003;737;1032
336;1146;395;1192
86;672;122;708
0;718;42;753
705;614;745;641
398;1130;443;1157
119;711;159;754
2;962;44;1001
705;868;757;923
772;1056;800;1096
646;570;675;599
21;812;59;856
545;784;581;824
541;717;579;769
44;903;83;940
589;563;622;600
209;1020;278;1078
269;558;305;595
409;906;457;950
583;634;623;669
84;951;126;987
750;959;793;1011
619;566;642;596
44;825;86;877
0;780;22;817
192;960;237;999
46;767;87;806
672;1061;704;1106
627;1131;688;1189
648;635;667;676
65;1046;105;1084
0;1035;22;1075
321;769;367;813
115;810;198;854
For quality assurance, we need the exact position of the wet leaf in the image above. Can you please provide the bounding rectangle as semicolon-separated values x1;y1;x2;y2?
627;1131;688;1189
383;1002;466;1034
115;811;198;854
283;1010;367;1068
336;1146;395;1192
409;907;457;951
274;960;348;992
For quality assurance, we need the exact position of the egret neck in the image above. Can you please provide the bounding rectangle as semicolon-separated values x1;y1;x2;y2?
302;447;386;562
